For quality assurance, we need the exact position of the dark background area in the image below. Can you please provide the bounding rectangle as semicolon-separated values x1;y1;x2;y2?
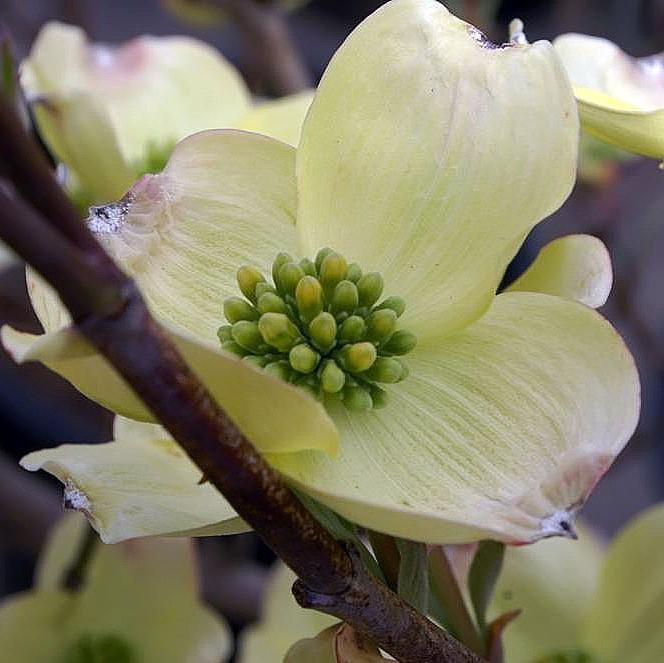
1;0;663;658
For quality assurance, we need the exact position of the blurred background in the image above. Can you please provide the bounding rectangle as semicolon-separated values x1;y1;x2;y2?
1;0;663;659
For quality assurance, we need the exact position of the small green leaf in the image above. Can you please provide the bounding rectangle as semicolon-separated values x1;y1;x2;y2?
468;540;505;633
293;489;385;583
395;538;429;615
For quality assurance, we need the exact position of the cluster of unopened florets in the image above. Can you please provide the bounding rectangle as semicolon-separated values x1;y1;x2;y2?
218;248;417;411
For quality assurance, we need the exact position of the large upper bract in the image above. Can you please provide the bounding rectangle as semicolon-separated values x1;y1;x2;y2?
5;0;639;545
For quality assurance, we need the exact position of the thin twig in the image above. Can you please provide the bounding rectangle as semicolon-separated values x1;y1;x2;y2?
0;95;480;663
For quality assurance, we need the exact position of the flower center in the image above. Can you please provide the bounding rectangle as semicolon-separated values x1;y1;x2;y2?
219;248;417;411
64;634;137;663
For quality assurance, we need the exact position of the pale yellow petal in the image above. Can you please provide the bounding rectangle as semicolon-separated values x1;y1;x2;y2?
70;536;231;663
583;504;664;663
22;22;251;167
554;33;664;158
296;0;578;340
238;564;336;663
20;427;246;543
271;292;639;544
94;129;299;342
489;524;603;663
237;91;314;147
506;234;612;308
0;592;72;660
2;324;339;456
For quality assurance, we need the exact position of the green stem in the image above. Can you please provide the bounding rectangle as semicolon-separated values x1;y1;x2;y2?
368;530;400;592
429;546;486;657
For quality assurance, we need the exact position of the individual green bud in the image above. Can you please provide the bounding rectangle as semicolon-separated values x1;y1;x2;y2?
236;266;265;303
382;330;417;355
272;252;293;290
357;272;384;308
339;342;377;373
231;321;264;353
365;309;397;344
343;385;373;411
299;257;317;276
243;354;270;369
319;252;348;297
309;312;337;352
257;292;288;315
220;340;249;357
365;356;403;383
369;384;389;409
264;360;292;382
346;262;362;283
289;344;320;374
223;297;259;323
258;313;302;352
216;325;233;343
278;262;305;297
374;295;406;318
320;360;346;394
315;247;334;273
338;315;366;343
330;280;359;318
295;275;324;324
255;282;277;299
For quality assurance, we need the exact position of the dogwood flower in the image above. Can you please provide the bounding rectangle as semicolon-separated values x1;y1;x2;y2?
490;504;664;663
554;33;664;159
5;0;639;545
0;514;230;662
21;22;313;205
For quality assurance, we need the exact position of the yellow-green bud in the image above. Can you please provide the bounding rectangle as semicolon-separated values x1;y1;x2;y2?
357;272;384;308
338;315;366;343
320;360;346;393
217;325;233;343
339;342;377;373
319;253;348;297
257;292;288;315
231;321;264;352
264;360;292;381
236;266;265;303
299;257;317;276
289;344;320;374
375;296;406;318
295;276;324;324
309;312;337;352
365;356;403;383
346;262;362;283
243;355;270;369
365;309;397;344
315;247;334;273
382;330;417;355
224;297;259;323
278;262;305;296
255;282;277;299
343;385;373;411
272;252;293;289
258;313;302;352
221;340;248;357
330;280;359;318
370;384;388;409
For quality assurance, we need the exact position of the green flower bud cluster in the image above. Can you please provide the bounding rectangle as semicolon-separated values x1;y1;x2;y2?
219;248;417;411
64;634;137;663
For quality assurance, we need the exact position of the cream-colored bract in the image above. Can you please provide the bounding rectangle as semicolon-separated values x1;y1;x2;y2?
6;0;640;545
22;22;314;204
0;514;230;662
490;504;664;663
554;33;664;158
